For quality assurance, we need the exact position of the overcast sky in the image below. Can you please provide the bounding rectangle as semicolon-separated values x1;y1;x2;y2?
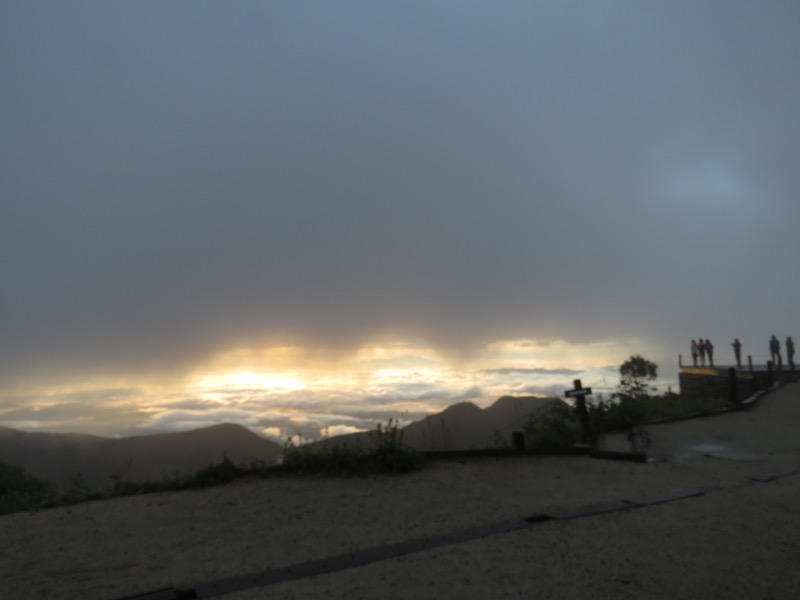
2;2;798;437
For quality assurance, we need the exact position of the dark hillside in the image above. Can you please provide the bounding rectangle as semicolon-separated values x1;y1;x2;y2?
0;423;282;488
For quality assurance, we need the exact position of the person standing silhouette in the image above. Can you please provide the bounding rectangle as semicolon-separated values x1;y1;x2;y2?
698;339;707;366
691;340;699;367
731;338;742;368
770;335;782;369
706;339;714;367
787;337;795;371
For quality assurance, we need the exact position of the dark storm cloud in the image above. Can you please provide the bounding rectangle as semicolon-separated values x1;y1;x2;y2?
2;2;799;384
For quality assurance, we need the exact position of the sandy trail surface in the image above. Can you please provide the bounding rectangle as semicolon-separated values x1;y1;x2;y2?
3;383;800;600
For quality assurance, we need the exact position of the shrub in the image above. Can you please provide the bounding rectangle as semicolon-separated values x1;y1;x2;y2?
185;455;244;488
523;402;581;450
371;419;424;473
524;396;650;449
0;454;276;515
282;420;423;476
588;395;646;432
523;389;742;450
0;460;57;514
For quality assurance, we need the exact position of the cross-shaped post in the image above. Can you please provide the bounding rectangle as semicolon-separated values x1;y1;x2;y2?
564;379;593;443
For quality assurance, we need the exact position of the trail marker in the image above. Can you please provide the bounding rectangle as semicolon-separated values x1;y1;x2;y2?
564;379;593;443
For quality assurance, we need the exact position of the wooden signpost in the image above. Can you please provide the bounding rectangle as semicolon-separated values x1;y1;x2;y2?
564;379;593;443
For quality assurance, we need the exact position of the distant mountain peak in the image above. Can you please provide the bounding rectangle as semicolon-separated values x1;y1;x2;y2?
439;401;483;415
400;394;557;452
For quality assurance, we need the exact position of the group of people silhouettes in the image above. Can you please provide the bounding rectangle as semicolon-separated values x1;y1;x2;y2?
690;339;715;367
769;335;795;370
690;336;795;370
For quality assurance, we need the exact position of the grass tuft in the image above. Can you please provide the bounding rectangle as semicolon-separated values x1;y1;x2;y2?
525;392;737;450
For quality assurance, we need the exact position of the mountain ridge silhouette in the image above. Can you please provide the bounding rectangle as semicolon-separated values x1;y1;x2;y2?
0;395;559;487
303;395;558;452
0;422;282;488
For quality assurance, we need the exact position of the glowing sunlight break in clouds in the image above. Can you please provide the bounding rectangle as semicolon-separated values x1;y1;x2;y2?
0;338;672;442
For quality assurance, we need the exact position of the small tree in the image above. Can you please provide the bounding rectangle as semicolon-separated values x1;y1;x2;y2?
618;355;658;399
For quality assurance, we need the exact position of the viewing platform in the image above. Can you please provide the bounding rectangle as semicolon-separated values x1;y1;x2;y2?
678;355;793;399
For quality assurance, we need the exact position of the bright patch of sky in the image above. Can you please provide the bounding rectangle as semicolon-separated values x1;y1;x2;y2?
0;339;678;442
653;158;754;213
